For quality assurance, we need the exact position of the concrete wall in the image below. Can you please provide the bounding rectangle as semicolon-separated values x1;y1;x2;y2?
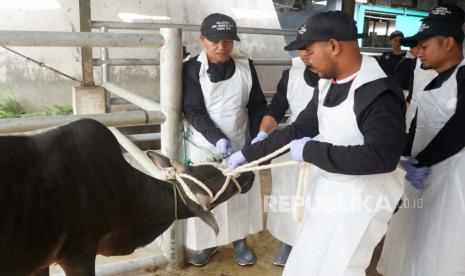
0;0;81;111
0;0;289;111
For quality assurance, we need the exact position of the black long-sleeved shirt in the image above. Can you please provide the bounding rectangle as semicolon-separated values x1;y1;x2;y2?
405;64;465;167
378;51;406;77
395;57;417;103
182;55;267;146
242;77;406;175
265;67;319;122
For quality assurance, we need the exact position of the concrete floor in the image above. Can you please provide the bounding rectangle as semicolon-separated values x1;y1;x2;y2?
133;170;384;276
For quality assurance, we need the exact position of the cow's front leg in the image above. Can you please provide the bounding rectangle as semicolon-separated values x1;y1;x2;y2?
32;267;49;276
60;254;96;276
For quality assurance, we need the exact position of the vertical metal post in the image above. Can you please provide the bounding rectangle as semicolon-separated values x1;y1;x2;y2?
100;26;110;112
385;21;389;45
159;28;184;270
79;0;94;86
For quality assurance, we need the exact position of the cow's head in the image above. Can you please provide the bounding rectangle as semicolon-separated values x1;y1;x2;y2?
146;151;255;235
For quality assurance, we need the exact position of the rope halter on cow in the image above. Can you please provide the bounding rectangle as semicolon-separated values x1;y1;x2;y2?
162;143;311;223
161;163;242;209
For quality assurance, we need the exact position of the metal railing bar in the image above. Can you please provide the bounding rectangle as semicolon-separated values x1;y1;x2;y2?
103;82;161;111
127;133;161;142
93;58;293;67
93;58;160;66
0;111;165;134
0;30;163;48
91;21;296;36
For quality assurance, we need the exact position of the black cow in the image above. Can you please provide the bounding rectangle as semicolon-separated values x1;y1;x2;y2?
0;119;254;276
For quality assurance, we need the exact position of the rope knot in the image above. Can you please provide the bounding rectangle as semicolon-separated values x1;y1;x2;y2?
162;167;177;180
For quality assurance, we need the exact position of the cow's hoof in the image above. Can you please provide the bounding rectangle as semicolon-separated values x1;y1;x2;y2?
187;247;219;267
233;238;256;266
272;242;292;267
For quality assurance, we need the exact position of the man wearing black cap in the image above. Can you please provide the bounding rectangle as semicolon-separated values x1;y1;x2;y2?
250;46;319;267
378;5;465;276
395;43;437;135
228;10;406;275
378;30;406;77
182;13;266;267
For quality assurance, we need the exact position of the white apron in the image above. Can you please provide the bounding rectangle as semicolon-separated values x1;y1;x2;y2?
283;56;404;276
378;59;465;276
184;50;263;250
267;57;315;245
405;59;438;132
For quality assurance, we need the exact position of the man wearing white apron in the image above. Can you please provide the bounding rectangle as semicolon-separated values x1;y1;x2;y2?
182;13;266;266
229;11;406;276
378;6;465;275
394;42;437;136
251;48;319;266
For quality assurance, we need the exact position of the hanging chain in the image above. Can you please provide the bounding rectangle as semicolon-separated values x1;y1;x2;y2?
1;46;83;85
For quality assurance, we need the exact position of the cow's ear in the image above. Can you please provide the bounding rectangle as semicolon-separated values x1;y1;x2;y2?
176;186;219;236
197;211;219;236
189;206;219;236
146;150;172;169
171;161;186;172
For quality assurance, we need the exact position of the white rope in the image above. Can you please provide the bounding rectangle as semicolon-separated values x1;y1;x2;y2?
228;143;293;175
172;174;202;206
292;162;311;222
162;167;209;207
231;160;299;174
223;143;311;223
160;143;311;223
160;162;243;208
162;167;177;180
177;173;214;199
192;161;242;202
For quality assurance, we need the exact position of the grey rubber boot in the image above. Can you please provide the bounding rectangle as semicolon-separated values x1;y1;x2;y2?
272;242;292;266
187;246;219;267
233;238;257;266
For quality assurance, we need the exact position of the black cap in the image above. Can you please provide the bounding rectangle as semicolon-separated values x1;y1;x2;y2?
400;37;417;48
200;13;240;41
424;4;465;25
389;30;404;40
284;11;358;51
401;19;464;46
